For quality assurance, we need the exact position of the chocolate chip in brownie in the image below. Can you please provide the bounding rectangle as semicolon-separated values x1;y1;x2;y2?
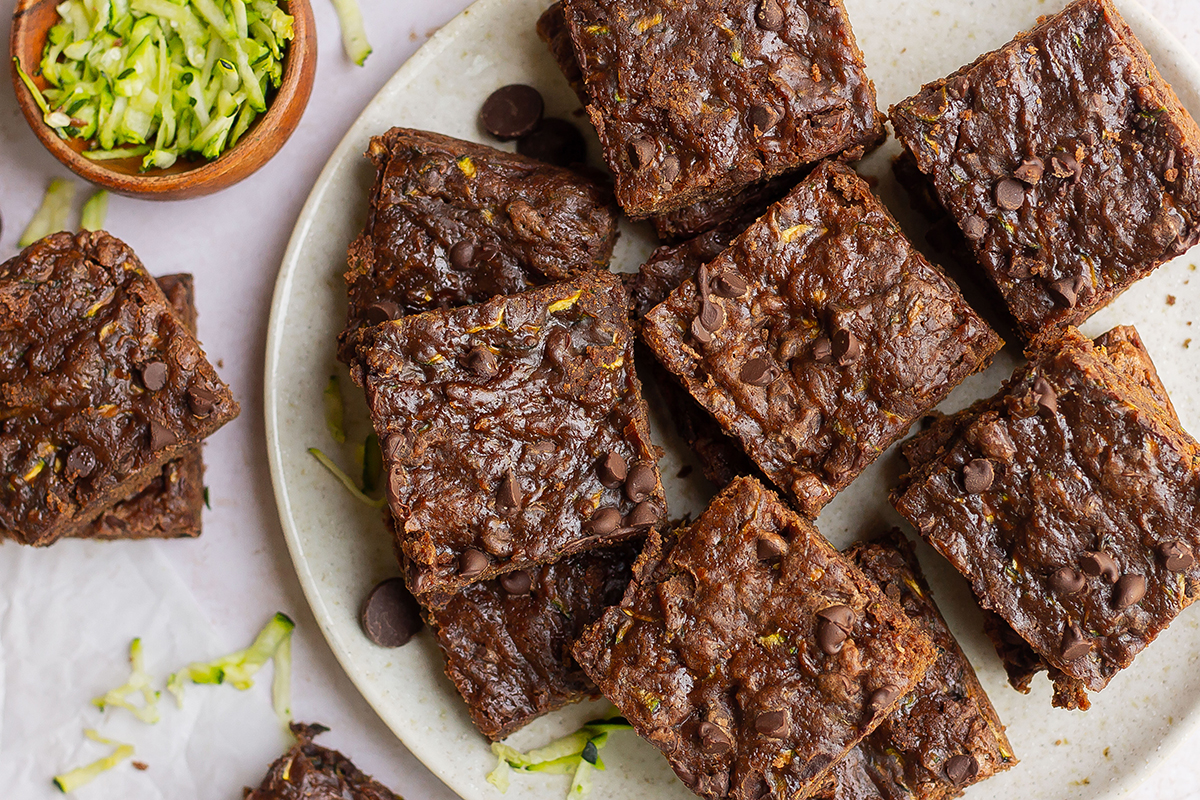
1032;376;1058;414
627;138;655;169
1159;540;1195;571
625;501;659;529
754;711;788;738
1050;152;1080;181
1048;274;1086;307
962;215;988;240
1060;623;1092;661
463;345;499;378
142;362;168;391
756;532;788;562
815;605;855;654
365;301;401;326
866;685;901;714
699;721;733;755
962;458;994;493
585;507;622;536
459;548;490;579
500;570;533;595
945;754;979;785
700;298;725;332
812;337;833;363
360;577;423;647
749;103;782;136
660;155;681;184
1080;551;1119;583
739;358;776;386
65;445;97;479
1014;156;1045;185
713;273;748;299
1049;567;1086;594
449;240;475;271
481;84;544;141
625;463;656;503
995;178;1026;211
597;451;628;488
756;0;785;31
1114;574;1146;609
832;328;861;365
187;385;218;418
497;470;522;510
149;420;178;450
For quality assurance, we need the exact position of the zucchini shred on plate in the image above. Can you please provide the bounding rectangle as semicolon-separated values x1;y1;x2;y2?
14;0;295;171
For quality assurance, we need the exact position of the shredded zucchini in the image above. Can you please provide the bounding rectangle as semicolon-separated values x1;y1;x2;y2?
53;730;134;793
22;0;294;170
488;714;631;798
308;448;387;509
167;612;294;706
323;375;346;443
19;179;77;248
92;638;161;723
272;632;292;725
329;0;371;66
80;190;110;231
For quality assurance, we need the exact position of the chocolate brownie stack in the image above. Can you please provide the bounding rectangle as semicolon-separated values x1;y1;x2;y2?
0;231;238;545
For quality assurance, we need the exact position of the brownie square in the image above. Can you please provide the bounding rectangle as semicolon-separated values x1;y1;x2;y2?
893;326;1200;701
572;477;938;800
559;0;885;218
338;128;620;361
79;274;205;541
247;722;402;800
425;542;639;741
0;232;238;546
890;0;1200;343
352;272;665;603
642;161;1003;516
814;531;1016;800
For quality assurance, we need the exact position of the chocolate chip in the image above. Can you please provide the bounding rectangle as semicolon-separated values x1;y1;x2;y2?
187;385;218;418
832;329;861;366
359;578;423;647
817;604;856;631
754;711;787;738
740;358;776;386
149;420;177;450
945;754;979;785
756;0;785;31
691;315;713;343
545;327;573;367
812;337;833;363
700;298;725;332
1051;153;1080;181
946;75;970;100
1032;376;1057;414
517;118;587;167
1060;623;1092;661
995;178;1026;211
628;138;655;169
500;570;533;595
459;548;490;579
1159;540;1195;571
962;215;988;240
756;532;788;562
696;264;712;296
1114;574;1146;609
625;463;656;503
584;506;622;536
1048;274;1086;308
497;470;522;510
141;361;168;391
625;501;660;529
480;84;544;140
816;619;849;655
1014;156;1045;185
698;722;733;755
660;155;681;184
449;240;475;271
65;445;97;479
463;345;498;378
1080;551;1119;583
867;685;902;713
749;103;782;135
364;300;401;326
713;273;748;298
962;458;994;493
1049;567;1086;594
597;451;628;488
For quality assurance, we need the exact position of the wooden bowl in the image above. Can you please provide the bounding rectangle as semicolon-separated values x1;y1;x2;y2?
9;0;316;200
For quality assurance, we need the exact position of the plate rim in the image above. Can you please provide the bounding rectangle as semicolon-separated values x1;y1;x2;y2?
263;0;1200;798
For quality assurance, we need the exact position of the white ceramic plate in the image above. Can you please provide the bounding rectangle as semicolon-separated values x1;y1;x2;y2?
264;1;1200;798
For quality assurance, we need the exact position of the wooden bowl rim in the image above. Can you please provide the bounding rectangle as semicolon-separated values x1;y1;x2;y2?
9;0;316;199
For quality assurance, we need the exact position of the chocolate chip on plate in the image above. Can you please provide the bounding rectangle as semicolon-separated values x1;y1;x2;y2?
187;385;219;418
459;548;490;579
756;532;788;562
500;570;533;596
995;178;1026;211
1159;540;1195;571
149;420;177;450
1049;567;1086;594
1014;156;1045;185
962;215;988;240
597;450;628;488
945;754;979;785
740;357;776;386
360;577;423;647
585;506;622;536
517;118;587;168
480;84;544;141
1080;551;1119;583
962;458;994;493
754;710;787;738
65;445;97;479
1060;623;1092;661
1114;574;1146;609
463;345;498;378
756;0;785;31
625;462;656;503
449;240;476;271
141;361;168;391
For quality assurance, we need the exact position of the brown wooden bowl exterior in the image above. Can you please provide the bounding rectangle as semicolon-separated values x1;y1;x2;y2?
10;0;316;200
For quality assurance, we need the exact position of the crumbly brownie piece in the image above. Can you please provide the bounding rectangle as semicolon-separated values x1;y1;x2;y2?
245;722;401;800
890;0;1200;344
980;611;1090;712
893;326;1200;701
338;128;619;361
0;232;238;546
572;477;938;800
817;531;1016;800
353;273;665;603
425;542;639;741
642;161;1003;516
80;274;205;541
560;0;886;218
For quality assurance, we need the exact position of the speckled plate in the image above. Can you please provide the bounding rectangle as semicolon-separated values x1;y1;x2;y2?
264;1;1200;798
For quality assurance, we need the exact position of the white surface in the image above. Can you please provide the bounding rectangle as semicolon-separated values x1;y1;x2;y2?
0;2;1198;800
